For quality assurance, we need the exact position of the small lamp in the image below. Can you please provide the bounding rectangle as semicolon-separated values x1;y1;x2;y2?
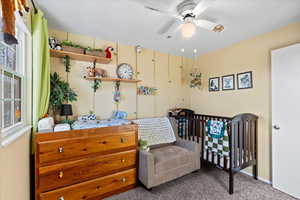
60;104;73;120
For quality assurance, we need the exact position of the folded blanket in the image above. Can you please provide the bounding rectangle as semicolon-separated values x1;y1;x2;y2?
133;117;176;146
72;119;131;130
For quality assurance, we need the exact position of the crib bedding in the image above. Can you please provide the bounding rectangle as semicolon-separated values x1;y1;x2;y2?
72;119;131;130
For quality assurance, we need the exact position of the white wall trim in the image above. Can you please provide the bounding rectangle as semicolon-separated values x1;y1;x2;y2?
1;125;31;147
241;170;272;185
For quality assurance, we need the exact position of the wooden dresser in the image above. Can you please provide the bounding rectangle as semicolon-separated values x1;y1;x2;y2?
35;124;138;200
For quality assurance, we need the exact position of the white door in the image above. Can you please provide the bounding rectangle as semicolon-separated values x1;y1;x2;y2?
272;43;300;199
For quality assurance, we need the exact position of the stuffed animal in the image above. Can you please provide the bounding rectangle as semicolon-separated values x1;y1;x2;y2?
105;46;114;59
87;67;108;77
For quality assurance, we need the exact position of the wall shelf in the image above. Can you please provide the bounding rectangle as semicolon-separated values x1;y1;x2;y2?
50;49;112;64
85;77;141;83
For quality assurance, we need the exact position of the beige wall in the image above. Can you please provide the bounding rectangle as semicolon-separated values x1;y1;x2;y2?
0;2;32;200
191;22;300;182
0;132;31;200
49;28;193;120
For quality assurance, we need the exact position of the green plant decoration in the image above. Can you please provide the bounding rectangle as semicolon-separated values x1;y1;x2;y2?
61;40;85;49
139;139;149;151
60;119;75;125
85;47;104;52
92;79;101;92
50;72;78;118
190;72;202;89
63;55;71;72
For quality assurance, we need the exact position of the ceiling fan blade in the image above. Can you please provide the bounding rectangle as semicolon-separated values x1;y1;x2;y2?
158;19;182;35
145;6;174;15
193;0;216;17
195;19;224;32
145;6;182;20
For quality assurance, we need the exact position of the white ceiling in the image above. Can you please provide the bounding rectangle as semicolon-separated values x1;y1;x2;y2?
36;0;300;57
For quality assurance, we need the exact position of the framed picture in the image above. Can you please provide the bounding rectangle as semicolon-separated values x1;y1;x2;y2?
209;77;220;92
222;74;235;90
237;71;253;89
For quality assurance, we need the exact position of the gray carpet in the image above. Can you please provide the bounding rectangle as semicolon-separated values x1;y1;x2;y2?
106;167;297;200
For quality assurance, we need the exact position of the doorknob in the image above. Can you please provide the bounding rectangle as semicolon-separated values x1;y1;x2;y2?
273;125;280;130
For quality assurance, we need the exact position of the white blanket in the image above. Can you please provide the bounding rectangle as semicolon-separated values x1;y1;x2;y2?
133;117;176;146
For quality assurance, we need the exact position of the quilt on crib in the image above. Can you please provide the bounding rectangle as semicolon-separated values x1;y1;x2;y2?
204;120;230;168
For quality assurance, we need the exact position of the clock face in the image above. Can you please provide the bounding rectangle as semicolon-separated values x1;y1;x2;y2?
117;63;134;79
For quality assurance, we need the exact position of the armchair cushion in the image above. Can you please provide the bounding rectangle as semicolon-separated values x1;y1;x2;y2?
150;145;194;175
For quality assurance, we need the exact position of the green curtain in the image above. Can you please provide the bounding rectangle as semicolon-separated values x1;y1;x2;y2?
31;10;50;135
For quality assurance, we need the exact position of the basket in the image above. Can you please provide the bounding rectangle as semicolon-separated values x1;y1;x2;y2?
62;45;84;54
85;50;105;57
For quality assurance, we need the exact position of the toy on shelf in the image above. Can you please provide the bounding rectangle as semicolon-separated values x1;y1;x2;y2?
105;46;114;59
86;66;107;78
111;111;128;120
114;81;121;103
49;36;62;50
137;86;157;96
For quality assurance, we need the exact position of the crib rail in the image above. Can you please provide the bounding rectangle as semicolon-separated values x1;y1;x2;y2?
174;114;231;142
230;113;258;171
173;113;258;194
173;113;258;171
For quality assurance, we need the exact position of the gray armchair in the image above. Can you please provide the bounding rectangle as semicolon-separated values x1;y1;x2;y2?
138;119;201;189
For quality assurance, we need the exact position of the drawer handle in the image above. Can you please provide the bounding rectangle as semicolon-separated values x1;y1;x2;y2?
120;138;125;143
58;197;64;200
121;177;126;183
58;171;64;179
96;185;102;190
58;147;64;153
121;159;125;163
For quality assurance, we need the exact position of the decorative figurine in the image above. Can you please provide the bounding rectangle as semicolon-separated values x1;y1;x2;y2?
55;44;62;50
86;66;107;77
114;81;121;103
190;69;202;89
105;46;114;59
49;36;58;49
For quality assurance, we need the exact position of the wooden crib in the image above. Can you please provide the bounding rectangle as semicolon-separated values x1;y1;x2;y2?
171;113;258;194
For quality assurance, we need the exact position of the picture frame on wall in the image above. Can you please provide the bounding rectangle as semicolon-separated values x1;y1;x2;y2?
209;77;220;92
222;74;235;91
237;71;253;89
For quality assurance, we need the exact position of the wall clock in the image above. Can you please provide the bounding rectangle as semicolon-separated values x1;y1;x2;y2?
117;63;134;79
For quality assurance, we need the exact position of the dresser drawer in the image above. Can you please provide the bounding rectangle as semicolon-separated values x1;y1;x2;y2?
37;131;136;165
40;169;136;200
38;150;137;192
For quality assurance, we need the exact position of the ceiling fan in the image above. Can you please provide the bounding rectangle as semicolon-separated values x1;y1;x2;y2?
144;0;224;38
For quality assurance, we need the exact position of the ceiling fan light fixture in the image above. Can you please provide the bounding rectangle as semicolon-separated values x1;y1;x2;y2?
181;22;196;38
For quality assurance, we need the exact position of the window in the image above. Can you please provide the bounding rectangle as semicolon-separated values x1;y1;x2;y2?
0;28;27;141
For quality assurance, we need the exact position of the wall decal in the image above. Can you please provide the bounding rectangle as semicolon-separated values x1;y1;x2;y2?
137;86;157;95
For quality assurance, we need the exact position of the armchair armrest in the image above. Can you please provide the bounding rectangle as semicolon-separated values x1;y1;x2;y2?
175;138;201;154
139;150;155;188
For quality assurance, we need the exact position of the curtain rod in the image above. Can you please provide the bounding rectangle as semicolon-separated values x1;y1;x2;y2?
31;0;38;14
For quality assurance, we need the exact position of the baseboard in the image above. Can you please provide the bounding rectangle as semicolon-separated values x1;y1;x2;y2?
241;170;272;185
